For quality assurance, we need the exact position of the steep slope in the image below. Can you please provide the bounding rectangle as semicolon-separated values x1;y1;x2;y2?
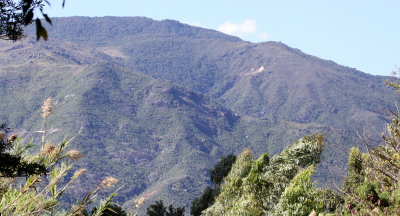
28;16;397;135
215;42;392;129
0;38;357;212
0;37;112;130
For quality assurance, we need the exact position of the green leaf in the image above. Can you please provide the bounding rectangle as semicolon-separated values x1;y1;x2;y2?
35;18;48;41
43;14;52;25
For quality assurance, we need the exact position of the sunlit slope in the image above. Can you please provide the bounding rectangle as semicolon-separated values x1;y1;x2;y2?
31;16;396;134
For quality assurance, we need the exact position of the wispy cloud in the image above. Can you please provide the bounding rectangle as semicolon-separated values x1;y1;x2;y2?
217;19;257;36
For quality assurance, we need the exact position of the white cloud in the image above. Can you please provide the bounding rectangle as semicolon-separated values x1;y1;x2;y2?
217;19;257;36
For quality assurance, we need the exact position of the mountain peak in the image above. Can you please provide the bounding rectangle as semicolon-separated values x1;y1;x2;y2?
25;16;242;46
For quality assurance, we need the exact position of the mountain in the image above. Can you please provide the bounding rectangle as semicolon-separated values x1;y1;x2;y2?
30;17;395;133
0;16;396;211
0;38;353;211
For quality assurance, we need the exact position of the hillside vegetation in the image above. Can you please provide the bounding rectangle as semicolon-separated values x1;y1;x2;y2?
29;17;395;132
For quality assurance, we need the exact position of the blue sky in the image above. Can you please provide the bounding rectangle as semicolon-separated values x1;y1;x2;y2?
45;0;400;76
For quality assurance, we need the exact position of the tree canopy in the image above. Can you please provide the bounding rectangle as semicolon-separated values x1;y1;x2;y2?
191;154;236;216
0;0;64;41
0;124;46;177
147;200;185;216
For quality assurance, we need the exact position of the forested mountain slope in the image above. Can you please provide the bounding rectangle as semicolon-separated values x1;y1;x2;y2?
30;16;396;134
0;38;354;210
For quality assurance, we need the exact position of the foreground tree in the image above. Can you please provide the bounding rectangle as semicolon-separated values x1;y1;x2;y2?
191;154;236;216
0;0;64;41
0;124;46;177
202;134;339;215
209;154;237;189
147;200;185;216
190;186;216;216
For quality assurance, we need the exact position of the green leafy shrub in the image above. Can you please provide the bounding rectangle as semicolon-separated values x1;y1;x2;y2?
273;165;324;216
203;134;332;216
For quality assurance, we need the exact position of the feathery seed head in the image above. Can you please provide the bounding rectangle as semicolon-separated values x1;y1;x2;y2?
309;210;317;216
42;142;56;155
9;134;17;142
41;97;53;118
0;131;6;140
72;205;84;216
134;197;145;208
100;177;119;188
73;169;87;178
67;149;83;161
